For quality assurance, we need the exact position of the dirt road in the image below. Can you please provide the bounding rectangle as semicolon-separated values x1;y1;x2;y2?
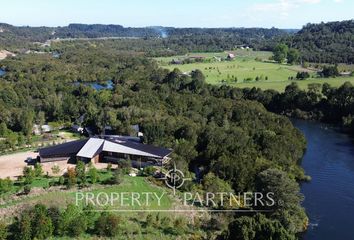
0;151;38;179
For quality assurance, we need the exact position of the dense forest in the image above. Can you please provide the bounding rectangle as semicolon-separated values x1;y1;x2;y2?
209;83;354;135
289;20;354;63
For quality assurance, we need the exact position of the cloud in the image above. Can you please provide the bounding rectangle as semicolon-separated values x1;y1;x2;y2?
250;0;321;17
333;0;343;3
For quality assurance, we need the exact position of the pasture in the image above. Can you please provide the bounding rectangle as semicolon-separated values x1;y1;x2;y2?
154;50;354;92
0;175;174;215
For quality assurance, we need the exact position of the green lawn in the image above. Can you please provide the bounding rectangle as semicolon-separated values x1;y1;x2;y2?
1;175;173;211
155;50;305;83
232;77;354;92
154;50;354;92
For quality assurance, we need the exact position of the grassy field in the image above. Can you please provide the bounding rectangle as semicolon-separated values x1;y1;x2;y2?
233;77;354;92
1;175;173;212
154;50;354;92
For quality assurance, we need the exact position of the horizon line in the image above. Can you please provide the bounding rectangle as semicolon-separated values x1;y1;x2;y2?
2;19;353;29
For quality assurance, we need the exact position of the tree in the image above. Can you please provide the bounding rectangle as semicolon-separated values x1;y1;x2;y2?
0;122;8;137
256;168;307;233
88;166;98;184
83;204;100;231
34;163;43;177
14;211;32;240
95;212;121;237
226;214;295;240
57;204;81;236
202;172;233;207
320;65;339;78
23;166;35;185
273;43;288;63
75;160;86;186
20;110;34;137
67;214;87;237
112;169;123;184
58;176;65;185
189;70;205;92
51;165;60;175
36;111;46;128
66;167;77;189
287;48;300;64
23;185;31;195
0;221;8;240
0;177;13;194
31;204;53;240
296;72;310;80
47;206;61;235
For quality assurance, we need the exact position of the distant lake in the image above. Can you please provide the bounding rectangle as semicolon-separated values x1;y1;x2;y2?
0;69;5;76
293;119;354;240
73;80;113;90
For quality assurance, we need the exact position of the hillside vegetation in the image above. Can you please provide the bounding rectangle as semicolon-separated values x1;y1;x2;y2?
291;20;354;63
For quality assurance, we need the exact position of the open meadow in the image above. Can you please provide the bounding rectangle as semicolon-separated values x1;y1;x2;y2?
154;50;354;92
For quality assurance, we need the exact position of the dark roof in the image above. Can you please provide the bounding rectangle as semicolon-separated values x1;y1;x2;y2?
112;139;172;158
39;136;172;159
39;139;88;157
101;135;142;143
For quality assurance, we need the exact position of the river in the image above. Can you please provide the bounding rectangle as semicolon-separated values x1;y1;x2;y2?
292;119;354;240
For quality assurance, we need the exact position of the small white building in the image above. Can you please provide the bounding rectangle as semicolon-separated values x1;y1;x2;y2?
41;125;52;133
72;125;84;134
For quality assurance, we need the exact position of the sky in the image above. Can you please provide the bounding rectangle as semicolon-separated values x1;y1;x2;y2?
0;0;353;29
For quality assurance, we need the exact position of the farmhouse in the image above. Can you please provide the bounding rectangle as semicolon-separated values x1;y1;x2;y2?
39;135;172;167
227;53;235;60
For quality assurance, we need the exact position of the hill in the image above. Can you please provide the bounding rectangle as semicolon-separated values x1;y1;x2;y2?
0;23;289;50
292;20;354;63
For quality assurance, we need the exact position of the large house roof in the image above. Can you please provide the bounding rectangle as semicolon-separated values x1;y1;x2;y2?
39;136;172;159
39;139;89;158
117;140;172;158
76;138;104;158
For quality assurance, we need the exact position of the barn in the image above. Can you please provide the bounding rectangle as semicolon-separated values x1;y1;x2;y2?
38;136;172;167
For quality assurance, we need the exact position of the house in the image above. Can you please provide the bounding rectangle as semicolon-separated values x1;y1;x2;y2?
171;59;182;64
38;135;172;168
32;124;52;135
339;71;352;77
72;125;84;134
41;125;52;133
227;53;235;60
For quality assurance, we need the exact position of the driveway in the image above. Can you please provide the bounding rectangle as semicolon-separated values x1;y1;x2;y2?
0;151;38;179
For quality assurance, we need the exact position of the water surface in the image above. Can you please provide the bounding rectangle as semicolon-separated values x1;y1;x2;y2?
293;119;354;240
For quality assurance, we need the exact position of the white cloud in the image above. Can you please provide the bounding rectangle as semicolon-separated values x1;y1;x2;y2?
333;0;343;3
250;0;321;18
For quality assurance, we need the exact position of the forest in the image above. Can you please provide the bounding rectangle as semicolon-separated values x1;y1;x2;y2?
290;20;354;63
